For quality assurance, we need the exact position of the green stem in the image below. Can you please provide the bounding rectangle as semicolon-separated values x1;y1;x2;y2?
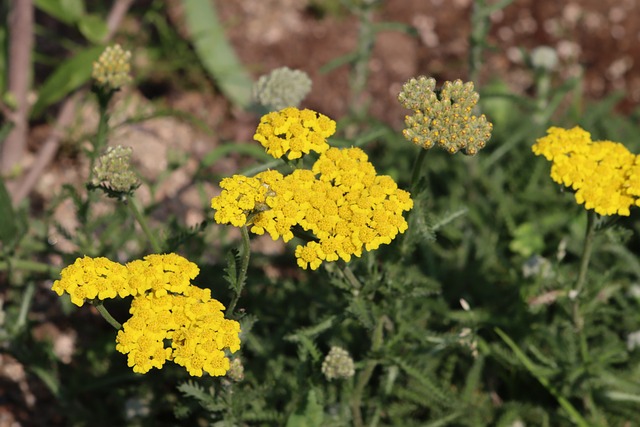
226;225;251;316
11;282;35;335
409;148;428;194
572;210;597;364
94;301;122;330
351;316;385;427
575;210;597;297
127;196;162;253
89;90;112;180
0;258;62;276
342;264;362;290
350;5;375;116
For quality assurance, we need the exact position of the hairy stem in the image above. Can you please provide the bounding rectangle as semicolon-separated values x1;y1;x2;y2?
226;225;251;316
572;210;597;364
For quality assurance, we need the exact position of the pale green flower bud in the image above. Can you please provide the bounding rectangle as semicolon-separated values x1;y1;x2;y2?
398;76;493;156
530;46;558;71
253;67;312;111
226;358;245;382
91;145;140;196
92;44;132;91
321;346;355;381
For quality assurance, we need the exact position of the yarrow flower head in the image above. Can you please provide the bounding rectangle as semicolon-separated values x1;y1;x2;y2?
253;107;336;160
398;76;493;155
321;346;355;380
91;145;140;196
52;253;241;377
533;126;640;216
212;146;413;270
92;44;132;91
253;67;312;111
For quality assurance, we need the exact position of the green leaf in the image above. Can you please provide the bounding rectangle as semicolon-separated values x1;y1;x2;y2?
0;177;17;244
31;46;103;117
182;0;253;108
494;328;590;427
34;0;85;24
286;389;324;427
78;14;108;43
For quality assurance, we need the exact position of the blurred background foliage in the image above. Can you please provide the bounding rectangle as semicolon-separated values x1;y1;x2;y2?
1;0;640;426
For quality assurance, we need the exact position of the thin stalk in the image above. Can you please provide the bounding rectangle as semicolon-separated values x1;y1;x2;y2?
127;196;162;253
89;91;112;180
226;225;251;316
572;210;597;364
342;264;362;290
94;301;122;330
351;316;385;427
11;282;35;335
409;148;428;194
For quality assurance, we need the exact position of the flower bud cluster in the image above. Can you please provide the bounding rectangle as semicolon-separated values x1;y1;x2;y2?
321;346;355;380
398;76;492;155
533;126;640;216
253;67;312;111
92;44;132;91
52;254;241;377
91;145;140;195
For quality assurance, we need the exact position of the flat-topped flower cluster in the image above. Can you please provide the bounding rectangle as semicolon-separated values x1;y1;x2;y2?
52;253;240;376
533;126;640;216
211;107;413;270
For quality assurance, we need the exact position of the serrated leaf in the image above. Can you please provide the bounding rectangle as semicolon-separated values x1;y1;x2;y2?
223;249;240;292
31;46;104;117
182;0;253;108
286;389;324;427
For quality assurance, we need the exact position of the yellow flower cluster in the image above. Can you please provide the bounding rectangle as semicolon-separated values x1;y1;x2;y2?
212;146;413;270
52;254;241;376
92;44;132;91
253;107;336;160
532;126;640;216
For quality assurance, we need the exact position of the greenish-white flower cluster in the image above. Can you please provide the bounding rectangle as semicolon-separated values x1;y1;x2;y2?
92;44;133;91
253;67;312;111
398;76;492;156
321;346;355;380
92;145;140;195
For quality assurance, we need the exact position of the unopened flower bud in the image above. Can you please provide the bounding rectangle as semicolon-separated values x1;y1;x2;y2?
92;44;132;91
226;358;245;382
398;76;493;156
321;346;355;381
92;145;140;195
253;67;312;111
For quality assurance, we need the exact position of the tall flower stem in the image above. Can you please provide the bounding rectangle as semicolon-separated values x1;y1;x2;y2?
351;316;385;427
89;89;113;180
409;148;428;194
226;225;251;316
572;210;597;363
127;196;162;253
94;301;122;330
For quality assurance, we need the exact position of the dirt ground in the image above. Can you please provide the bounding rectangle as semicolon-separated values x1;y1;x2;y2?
3;0;640;425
